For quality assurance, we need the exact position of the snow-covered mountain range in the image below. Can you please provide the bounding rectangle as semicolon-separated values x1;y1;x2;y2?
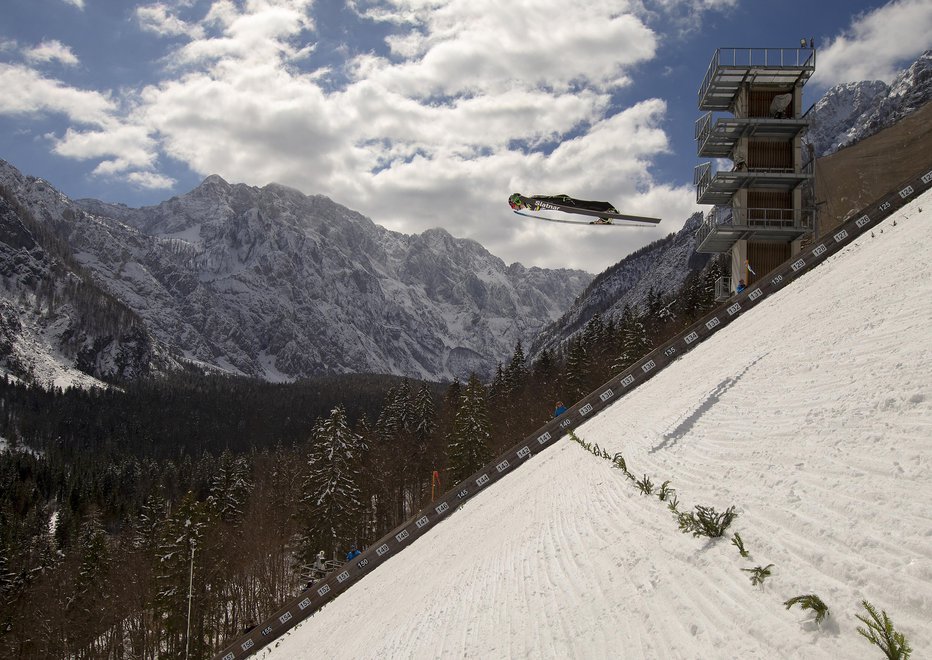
807;50;931;157
0;178;168;385
1;53;928;387
0;160;590;384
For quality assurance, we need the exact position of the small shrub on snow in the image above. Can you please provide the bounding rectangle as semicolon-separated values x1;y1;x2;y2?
677;505;738;538
731;532;749;558
591;443;610;459
635;474;654;495
856;600;912;660
741;563;774;588
656;480;675;502
612;452;634;480
783;594;829;625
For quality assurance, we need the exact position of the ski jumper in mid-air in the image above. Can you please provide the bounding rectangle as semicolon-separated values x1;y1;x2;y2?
508;193;661;226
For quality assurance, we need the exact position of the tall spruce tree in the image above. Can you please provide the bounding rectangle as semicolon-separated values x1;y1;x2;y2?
208;450;253;524
613;305;652;372
564;338;590;400
447;374;493;485
296;406;365;567
153;492;211;659
75;510;109;596
412;384;437;453
375;382;418;527
504;341;527;397
407;383;438;510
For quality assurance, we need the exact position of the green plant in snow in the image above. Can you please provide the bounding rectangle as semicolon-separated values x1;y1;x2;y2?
635;474;654;495
593;443;610;459
783;594;829;626
656;480;675;502
731;532;749;558
666;493;679;514
612;453;634;480
856;600;912;660
741;563;774;588
568;431;587;452
677;505;738;538
612;452;627;471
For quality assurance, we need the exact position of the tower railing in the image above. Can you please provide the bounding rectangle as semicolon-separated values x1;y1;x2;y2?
717;47;816;68
694;162;712;201
699;47;816;108
697;206;815;246
695;112;713;151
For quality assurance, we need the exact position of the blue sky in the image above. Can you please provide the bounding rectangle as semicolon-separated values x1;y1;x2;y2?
1;0;930;272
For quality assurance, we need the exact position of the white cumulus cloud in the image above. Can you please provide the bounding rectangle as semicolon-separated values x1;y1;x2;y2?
53;124;159;173
813;0;932;88
136;3;206;39
23;40;80;66
9;0;740;271
0;64;113;125
127;171;177;189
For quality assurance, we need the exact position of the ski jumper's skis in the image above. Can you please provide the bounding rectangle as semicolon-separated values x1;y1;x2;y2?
508;193;661;225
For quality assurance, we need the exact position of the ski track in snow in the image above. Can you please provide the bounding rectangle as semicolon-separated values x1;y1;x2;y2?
264;191;932;659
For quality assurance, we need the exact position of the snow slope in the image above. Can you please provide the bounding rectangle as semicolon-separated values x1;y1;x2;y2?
263;191;932;658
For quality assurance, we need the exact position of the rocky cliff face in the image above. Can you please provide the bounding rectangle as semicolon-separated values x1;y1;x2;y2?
807;50;932;157
0;161;590;383
0;182;160;387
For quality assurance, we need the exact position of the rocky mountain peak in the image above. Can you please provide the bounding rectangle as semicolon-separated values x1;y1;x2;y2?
807;50;931;157
0;160;592;383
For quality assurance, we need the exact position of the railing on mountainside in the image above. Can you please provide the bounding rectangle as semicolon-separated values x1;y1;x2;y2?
214;164;932;660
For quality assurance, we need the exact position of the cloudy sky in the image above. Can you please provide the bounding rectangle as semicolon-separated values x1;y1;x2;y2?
2;0;930;272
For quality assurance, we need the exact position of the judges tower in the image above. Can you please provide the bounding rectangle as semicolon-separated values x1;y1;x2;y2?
694;46;816;299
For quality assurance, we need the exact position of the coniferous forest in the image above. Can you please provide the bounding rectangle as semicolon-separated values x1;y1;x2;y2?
0;263;721;659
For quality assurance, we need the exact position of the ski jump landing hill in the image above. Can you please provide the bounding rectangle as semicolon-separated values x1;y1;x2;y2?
214;166;932;660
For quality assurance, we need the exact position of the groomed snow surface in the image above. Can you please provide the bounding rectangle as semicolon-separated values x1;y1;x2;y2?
264;191;932;659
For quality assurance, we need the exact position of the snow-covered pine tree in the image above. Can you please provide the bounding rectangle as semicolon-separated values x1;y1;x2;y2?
134;490;168;551
208;450;253;524
296;406;365;569
412;384;437;452
564;337;590;399
0;530;17;634
697;259;722;313
409;383;438;502
153;492;210;659
447;374;494;485
489;363;506;404
74;510;109;596
376;379;413;442
533;347;556;384
642;288;674;340
59;509;114;657
504;341;527;397
374;381;420;527
581;313;612;386
613;305;652;372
